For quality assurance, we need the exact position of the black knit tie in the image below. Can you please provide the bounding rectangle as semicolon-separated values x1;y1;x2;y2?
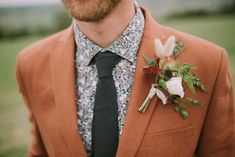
92;51;120;157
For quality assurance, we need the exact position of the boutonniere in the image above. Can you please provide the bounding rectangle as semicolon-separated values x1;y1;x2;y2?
138;36;207;118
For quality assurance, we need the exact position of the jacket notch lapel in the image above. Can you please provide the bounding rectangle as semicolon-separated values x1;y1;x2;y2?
50;26;88;157
116;7;167;157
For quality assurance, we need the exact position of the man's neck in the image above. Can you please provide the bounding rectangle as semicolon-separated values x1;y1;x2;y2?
77;0;135;48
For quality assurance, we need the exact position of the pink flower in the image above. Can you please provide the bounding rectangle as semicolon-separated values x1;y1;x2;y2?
154;36;176;58
166;77;185;98
154;36;176;69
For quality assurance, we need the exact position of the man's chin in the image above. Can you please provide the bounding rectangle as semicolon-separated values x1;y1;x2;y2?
74;12;108;22
71;5;114;22
63;0;123;22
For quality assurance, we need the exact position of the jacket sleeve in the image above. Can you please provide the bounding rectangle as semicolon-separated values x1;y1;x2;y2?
16;53;48;157
196;49;235;156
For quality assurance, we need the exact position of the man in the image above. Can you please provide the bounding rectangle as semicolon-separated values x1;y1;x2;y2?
16;0;234;156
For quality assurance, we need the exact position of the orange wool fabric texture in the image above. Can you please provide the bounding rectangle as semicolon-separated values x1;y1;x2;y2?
16;7;235;157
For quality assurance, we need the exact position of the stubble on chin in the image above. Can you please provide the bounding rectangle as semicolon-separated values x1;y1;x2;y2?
61;0;122;22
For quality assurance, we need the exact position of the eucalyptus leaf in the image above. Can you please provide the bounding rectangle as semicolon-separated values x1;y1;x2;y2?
186;98;194;103
167;66;178;73
159;74;164;79
144;55;156;66
182;64;197;73
183;74;196;94
159;79;167;90
181;110;189;119
175;61;180;69
173;48;181;57
200;85;207;93
179;105;186;110
192;74;207;93
173;40;185;57
186;98;204;107
175;106;180;112
193;100;204;107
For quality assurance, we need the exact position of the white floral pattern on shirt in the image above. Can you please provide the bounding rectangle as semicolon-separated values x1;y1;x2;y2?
73;2;145;155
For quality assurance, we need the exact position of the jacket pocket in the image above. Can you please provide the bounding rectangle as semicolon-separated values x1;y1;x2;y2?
139;125;195;150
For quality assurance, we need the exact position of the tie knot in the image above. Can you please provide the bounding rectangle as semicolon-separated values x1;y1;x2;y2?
95;51;120;78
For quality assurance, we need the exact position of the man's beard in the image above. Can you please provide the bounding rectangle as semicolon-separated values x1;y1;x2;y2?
61;0;123;22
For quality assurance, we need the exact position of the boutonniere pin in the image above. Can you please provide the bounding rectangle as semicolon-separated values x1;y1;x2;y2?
138;36;207;118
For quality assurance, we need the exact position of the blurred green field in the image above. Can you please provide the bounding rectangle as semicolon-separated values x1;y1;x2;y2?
0;35;45;157
0;15;235;157
163;14;235;84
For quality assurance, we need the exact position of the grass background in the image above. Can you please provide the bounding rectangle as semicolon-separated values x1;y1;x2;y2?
0;15;235;156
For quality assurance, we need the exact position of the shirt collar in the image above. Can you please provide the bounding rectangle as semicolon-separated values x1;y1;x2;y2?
73;2;145;66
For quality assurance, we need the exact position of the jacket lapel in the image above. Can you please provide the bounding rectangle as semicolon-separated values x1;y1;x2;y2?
50;7;167;157
50;26;88;157
116;8;167;157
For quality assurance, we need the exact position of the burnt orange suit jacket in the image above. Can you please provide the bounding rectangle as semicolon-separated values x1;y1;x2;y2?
16;7;235;157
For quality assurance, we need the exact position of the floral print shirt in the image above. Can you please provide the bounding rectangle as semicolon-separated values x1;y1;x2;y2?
73;2;145;156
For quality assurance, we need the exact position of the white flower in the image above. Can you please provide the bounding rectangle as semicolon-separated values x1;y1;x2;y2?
154;35;176;59
156;88;168;105
166;77;185;98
